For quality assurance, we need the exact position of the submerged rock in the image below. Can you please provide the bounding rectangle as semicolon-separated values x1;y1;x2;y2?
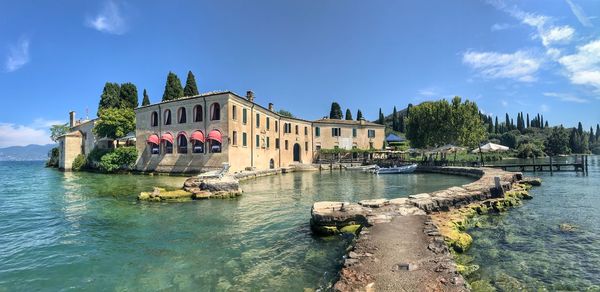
559;223;578;232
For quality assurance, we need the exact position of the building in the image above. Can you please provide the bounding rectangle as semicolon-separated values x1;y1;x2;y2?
134;91;385;173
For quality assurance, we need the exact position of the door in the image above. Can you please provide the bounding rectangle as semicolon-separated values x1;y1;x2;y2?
293;143;301;162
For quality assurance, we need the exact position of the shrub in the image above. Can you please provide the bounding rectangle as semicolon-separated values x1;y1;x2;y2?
99;147;137;173
46;147;59;167
72;154;86;171
87;147;112;163
516;143;544;158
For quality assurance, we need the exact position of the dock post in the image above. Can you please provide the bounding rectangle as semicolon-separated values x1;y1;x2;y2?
585;155;589;175
533;156;536;173
549;156;553;175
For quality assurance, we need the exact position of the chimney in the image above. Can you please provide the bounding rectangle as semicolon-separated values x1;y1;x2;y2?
268;103;274;111
246;90;255;103
69;111;76;128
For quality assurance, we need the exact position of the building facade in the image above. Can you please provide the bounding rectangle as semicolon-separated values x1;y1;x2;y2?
57;112;114;170
134;91;385;173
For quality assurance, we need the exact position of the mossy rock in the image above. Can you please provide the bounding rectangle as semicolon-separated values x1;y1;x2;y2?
312;225;339;236
457;264;479;276
470;280;497;292
339;224;362;235
446;229;473;253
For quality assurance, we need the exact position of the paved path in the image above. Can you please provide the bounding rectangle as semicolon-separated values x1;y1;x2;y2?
334;215;467;292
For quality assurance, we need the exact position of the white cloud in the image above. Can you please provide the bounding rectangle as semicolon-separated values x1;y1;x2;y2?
0;123;54;148
540;26;574;46
86;1;127;35
491;23;512;31
540;104;550;112
543;92;589;103
462;50;541;82
565;0;593;28
558;39;600;90
501;100;508;107
5;37;30;72
418;87;438;96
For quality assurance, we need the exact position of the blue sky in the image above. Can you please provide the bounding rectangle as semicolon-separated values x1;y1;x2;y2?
1;0;599;147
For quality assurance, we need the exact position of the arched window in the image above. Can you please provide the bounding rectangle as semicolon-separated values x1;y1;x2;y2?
194;105;203;122
177;131;188;153
164;109;172;125
178;107;187;124
207;129;222;153
161;132;173;154
191;130;205;153
151;111;158;127
147;134;160;154
210;103;220;120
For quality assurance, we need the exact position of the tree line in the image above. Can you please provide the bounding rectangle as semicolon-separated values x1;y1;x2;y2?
328;102;364;121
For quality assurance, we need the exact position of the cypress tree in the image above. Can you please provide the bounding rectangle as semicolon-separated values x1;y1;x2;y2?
329;102;343;119
597;124;600;142
505;113;510;130
399;114;405;133
345;108;353;120
392;106;398;130
162;72;184;101
545;121;549;128
590;127;595;144
378;108;384;125
494;116;499;134
541;115;544;129
526;113;530;128
406;104;413;118
537;114;541;128
97;82;121;115
119;82;138;109
142;89;150;106
356;109;364;120
578;122;584;136
183;70;199;97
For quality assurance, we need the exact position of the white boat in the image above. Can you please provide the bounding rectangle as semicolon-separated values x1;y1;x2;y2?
373;164;418;174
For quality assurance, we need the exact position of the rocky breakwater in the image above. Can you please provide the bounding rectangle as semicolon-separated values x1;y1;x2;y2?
310;166;541;291
138;174;242;201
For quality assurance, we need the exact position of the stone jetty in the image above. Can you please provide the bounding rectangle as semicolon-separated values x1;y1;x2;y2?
310;166;541;291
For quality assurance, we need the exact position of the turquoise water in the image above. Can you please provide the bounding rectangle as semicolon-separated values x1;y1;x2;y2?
464;155;600;291
0;162;472;291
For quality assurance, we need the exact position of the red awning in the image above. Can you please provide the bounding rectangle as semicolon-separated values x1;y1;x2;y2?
177;131;187;138
147;134;159;145
190;131;205;143
207;130;222;143
161;132;174;144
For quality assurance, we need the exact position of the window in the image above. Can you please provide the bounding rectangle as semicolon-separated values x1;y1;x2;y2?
353;128;357;138
256;113;260;128
275;121;278;132
208;130;222;153
256;135;260;148
151;111;158;127
242;108;247;124
192;140;204;153
285;140;289;150
165;141;173;154
266;137;270;148
164;109;172;125
304;126;308;135
177;133;188;153
275;138;280;149
232;131;237;145
315;127;320;137
305;142;308;151
232;105;237;120
295;125;299;134
178;107;187;124
194;105;203;122
210;103;220;120
368;129;376;138
266;117;270;130
332;128;341;137
242;132;247;147
151;143;159;154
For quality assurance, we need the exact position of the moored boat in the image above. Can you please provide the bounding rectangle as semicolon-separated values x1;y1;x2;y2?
373;163;417;174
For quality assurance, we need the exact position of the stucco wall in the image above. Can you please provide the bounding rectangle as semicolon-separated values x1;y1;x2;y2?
312;120;385;151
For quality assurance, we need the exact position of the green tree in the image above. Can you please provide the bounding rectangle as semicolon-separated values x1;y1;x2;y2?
392;106;398;131
97;82;121;115
356;109;363;120
119;82;138;109
597;124;600;142
589;127;595;145
378;108;384;125
526;113;530;128
545;126;570;156
142;89;150;106
494;116;499;134
50;123;70;142
577;122;584;136
93;108;136;139
162;72;184;101
183;70;199;97
399;114;405;133
329;102;343;119
345;108;353;120
277;109;294;118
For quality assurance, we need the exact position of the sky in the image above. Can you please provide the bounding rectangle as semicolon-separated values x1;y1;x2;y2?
1;0;599;147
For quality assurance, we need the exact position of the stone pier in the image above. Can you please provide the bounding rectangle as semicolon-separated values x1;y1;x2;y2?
310;166;541;291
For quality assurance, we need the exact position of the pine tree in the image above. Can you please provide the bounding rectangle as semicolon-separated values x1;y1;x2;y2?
119;82;138;109
392;106;398;131
183;71;199;97
378;108;384;125
329;102;343;119
345;108;353;120
97;82;121;115
578;122;584;136
162;71;184;101
356;109;363;120
142;89;150;106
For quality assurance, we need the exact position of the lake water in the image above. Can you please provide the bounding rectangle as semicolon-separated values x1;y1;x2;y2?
0;162;472;291
464;155;600;290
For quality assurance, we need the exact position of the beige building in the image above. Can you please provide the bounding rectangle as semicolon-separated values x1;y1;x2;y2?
134;91;385;173
57;112;114;170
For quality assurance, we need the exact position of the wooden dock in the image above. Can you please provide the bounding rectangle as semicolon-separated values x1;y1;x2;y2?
486;155;589;175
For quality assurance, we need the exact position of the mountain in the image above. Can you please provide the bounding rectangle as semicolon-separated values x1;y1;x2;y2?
0;144;56;161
